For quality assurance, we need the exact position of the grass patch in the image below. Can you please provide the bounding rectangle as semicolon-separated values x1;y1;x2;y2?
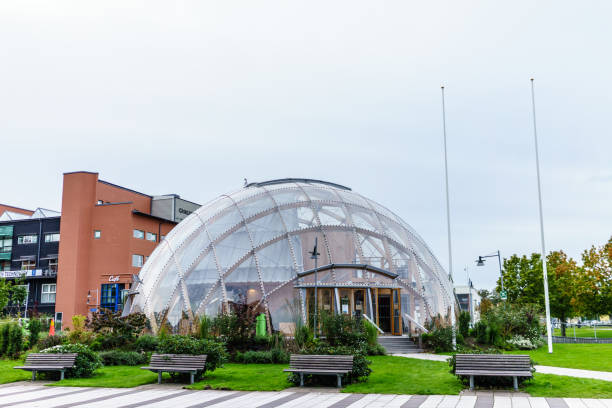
525;373;612;398
0;359;30;384
50;366;159;388
188;363;291;391
553;327;612;338
506;343;612;372
343;356;462;395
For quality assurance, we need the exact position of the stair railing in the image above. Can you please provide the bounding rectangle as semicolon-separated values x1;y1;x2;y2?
363;314;384;334
403;313;428;334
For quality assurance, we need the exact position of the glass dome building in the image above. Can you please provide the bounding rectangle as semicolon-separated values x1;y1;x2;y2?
128;179;454;335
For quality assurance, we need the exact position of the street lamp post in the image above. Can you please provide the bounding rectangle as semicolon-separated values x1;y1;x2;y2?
309;238;320;339
476;251;504;294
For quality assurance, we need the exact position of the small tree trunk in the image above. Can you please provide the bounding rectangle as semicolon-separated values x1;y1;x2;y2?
560;315;566;337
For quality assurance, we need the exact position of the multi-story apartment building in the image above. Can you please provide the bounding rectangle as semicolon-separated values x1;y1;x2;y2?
0;208;61;316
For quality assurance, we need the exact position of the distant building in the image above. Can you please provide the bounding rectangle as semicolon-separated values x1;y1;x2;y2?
0;172;199;329
455;285;481;323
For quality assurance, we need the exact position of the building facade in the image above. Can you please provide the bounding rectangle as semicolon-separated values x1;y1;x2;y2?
0;172;199;329
455;285;481;323
0;209;61;316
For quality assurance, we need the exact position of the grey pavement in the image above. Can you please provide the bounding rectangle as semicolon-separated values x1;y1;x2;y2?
0;383;611;408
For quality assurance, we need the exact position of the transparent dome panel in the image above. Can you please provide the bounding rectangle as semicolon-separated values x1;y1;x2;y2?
248;211;286;249
225;257;262;307
237;193;277;220
257;238;295;285
214;227;252;272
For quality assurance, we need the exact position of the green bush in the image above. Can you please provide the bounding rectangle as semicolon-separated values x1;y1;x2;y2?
234;349;290;364
421;326;453;353
448;350;535;388
28;318;42;348
156;335;227;373
99;350;150;366
365;343;386;356
41;343;102;378
294;325;313;349
38;334;65;350
0;323;10;356
134;334;159;352
7;323;24;358
459;312;470;338
362;319;379;346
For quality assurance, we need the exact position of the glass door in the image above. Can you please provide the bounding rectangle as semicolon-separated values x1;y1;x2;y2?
377;289;391;333
353;289;365;318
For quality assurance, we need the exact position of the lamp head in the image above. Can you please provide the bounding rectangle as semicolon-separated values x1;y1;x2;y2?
476;256;485;267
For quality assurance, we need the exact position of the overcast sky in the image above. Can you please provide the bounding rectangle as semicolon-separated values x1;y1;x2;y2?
2;1;611;289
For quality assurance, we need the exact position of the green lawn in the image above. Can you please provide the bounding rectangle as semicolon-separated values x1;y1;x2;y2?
553;327;612;338
188;363;291;391
0;359;30;384
506;343;612;372
344;356;462;395
525;373;612;398
50;366;159;388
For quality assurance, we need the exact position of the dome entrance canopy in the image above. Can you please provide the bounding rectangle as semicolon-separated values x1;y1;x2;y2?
129;179;454;334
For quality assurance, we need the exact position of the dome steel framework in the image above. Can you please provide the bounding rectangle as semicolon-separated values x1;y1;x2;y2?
128;179;454;334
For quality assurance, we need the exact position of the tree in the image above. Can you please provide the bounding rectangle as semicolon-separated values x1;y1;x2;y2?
496;251;583;336
581;237;612;317
477;289;494;315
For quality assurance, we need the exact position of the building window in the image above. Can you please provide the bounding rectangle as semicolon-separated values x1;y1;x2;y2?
0;237;11;253
97;200;104;205
44;233;60;243
21;260;36;271
132;254;144;267
160;235;166;241
0;261;10;271
101;283;125;312
41;284;56;303
146;232;157;242
17;235;38;245
48;259;58;272
94;230;101;239
133;229;144;239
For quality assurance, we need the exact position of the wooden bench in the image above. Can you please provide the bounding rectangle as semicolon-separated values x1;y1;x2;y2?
141;354;207;384
13;353;77;381
455;354;532;390
283;354;354;388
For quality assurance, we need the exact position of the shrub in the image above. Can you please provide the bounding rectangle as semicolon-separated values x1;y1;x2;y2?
86;310;149;350
362;319;379;346
99;350;150;366
67;315;95;345
134;334;159;352
459;312;470;338
156;335;227;373
197;315;212;339
0;323;10;355
28;318;42;348
234;349;290;364
421;326;453;353
7;323;24;358
294;325;313;350
506;335;543;350
365;343;386;356
41;343;102;378
448;350;535;388
38;334;65;350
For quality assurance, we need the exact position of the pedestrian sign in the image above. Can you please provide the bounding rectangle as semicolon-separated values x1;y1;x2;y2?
500;290;507;300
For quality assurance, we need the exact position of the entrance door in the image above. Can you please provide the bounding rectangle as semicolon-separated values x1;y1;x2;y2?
377;292;391;333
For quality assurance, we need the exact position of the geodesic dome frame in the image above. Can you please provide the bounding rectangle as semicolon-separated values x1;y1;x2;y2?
128;179;454;333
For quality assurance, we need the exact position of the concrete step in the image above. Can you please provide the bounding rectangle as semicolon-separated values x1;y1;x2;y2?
377;336;423;353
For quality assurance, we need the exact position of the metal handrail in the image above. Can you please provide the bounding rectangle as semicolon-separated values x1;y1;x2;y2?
403;313;429;333
363;313;384;334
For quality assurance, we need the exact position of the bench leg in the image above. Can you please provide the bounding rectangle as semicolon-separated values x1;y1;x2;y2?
32;371;36;382
337;374;341;388
158;372;162;384
60;371;64;381
513;376;518;391
469;375;474;390
190;373;194;385
300;373;304;387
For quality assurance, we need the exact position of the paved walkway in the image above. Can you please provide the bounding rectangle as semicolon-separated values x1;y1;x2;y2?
393;353;612;382
0;383;611;408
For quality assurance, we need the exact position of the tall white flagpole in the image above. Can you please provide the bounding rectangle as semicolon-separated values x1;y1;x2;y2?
530;78;553;353
441;85;456;349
